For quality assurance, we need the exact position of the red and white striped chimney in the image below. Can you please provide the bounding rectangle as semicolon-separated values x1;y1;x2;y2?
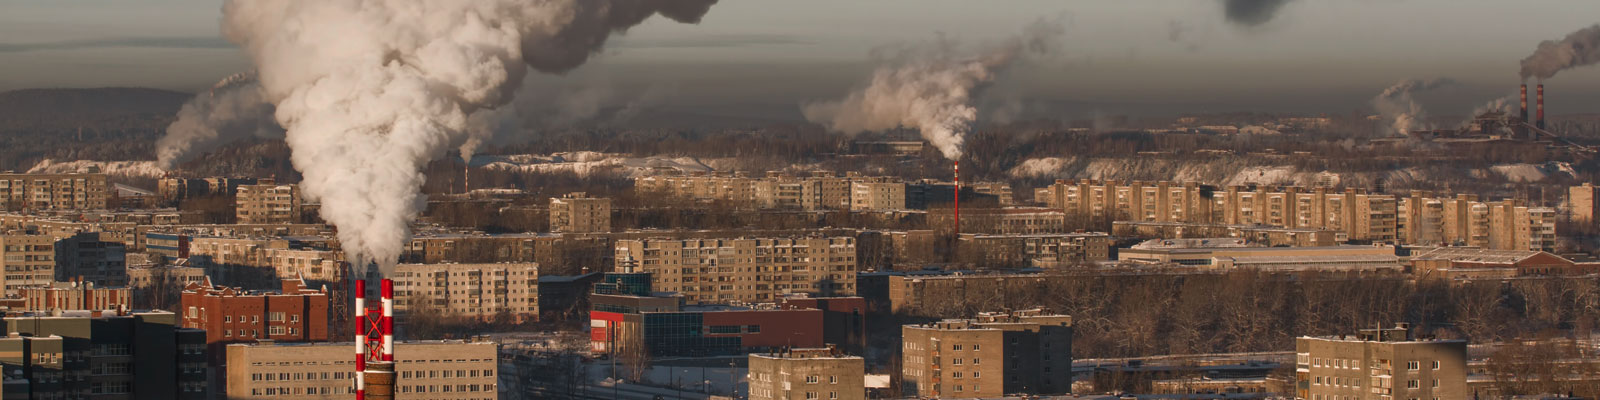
381;279;394;362
953;161;960;235
1537;84;1546;130
354;279;367;400
1520;84;1529;123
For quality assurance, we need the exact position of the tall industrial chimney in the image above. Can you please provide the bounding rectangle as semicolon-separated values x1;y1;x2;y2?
953;161;960;235
1520;84;1529;123
355;280;367;400
354;278;397;400
1537;84;1546;130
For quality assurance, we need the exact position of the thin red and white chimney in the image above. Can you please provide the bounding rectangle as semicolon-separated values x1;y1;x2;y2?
1520;84;1529;123
381;279;394;362
354;279;367;400
953;161;960;235
1537;84;1546;130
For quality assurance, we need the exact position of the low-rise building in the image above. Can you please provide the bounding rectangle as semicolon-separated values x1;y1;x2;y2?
1295;324;1467;400
902;309;1074;398
1118;239;1401;272
392;262;539;322
14;280;131;312
1408;247;1597;279
749;348;866;400
224;340;499;399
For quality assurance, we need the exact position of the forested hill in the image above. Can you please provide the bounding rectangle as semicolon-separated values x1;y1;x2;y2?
0;87;190;171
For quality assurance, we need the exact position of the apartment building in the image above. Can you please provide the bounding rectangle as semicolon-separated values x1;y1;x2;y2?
403;233;550;264
262;247;343;281
14;280;131;312
392;262;539;322
1;234;56;295
1295;324;1467;400
1043;179;1559;250
851;181;907;211
1113;221;1339;247
224;340;498;399
1119;239;1401;271
548;192;612;233
0;173;110;210
53;231;128;286
0;310;209;400
1570;183;1599;225
956;233;1112;266
614;237;857;304
157;177;257;202
235;180;302;224
634;172;908;211
902;309;1073;398
748;348;866;400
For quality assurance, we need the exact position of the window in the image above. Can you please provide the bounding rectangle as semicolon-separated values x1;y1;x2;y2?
1431;379;1438;388
1431;361;1440;370
972;344;980;351
952;372;962;379
952;344;962;351
830;392;838;399
954;385;963;392
973;358;980;365
829;376;836;384
1407;361;1420;370
952;358;962;365
805;375;818;384
1407;379;1420;389
804;392;817;399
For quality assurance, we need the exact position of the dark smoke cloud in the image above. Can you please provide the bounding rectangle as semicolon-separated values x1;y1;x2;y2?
1223;0;1293;28
1520;24;1600;81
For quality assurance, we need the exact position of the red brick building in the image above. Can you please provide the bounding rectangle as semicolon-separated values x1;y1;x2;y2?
180;276;329;361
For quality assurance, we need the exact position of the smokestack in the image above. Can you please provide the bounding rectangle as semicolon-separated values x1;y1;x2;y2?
1520;84;1529;123
381;279;394;362
354;279;367;400
953;161;960;235
1537;84;1546;130
463;165;469;195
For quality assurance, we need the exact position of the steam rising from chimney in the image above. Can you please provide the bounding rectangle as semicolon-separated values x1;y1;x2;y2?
1520;24;1600;82
1371;78;1453;136
155;71;282;170
215;0;718;274
801;18;1065;161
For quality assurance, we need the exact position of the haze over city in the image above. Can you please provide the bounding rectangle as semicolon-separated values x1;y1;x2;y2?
0;1;1598;399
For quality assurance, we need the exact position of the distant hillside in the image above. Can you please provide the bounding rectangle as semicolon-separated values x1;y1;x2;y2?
0;87;192;172
0;87;190;120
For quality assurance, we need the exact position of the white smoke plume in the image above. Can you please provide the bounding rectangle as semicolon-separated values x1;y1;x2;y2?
155;71;282;170
1371;78;1454;136
802;18;1065;160
216;0;718;274
1521;24;1600;81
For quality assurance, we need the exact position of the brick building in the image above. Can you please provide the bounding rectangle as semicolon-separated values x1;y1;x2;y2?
901;309;1073;398
179;277;330;360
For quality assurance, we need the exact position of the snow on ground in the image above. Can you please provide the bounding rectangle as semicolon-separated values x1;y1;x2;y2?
1491;162;1576;182
27;159;166;179
469;152;723;177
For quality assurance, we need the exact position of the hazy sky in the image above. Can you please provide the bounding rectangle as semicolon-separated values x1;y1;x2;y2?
2;0;1598;118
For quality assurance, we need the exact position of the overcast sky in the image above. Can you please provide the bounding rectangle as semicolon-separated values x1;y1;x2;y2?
1;0;1597;118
